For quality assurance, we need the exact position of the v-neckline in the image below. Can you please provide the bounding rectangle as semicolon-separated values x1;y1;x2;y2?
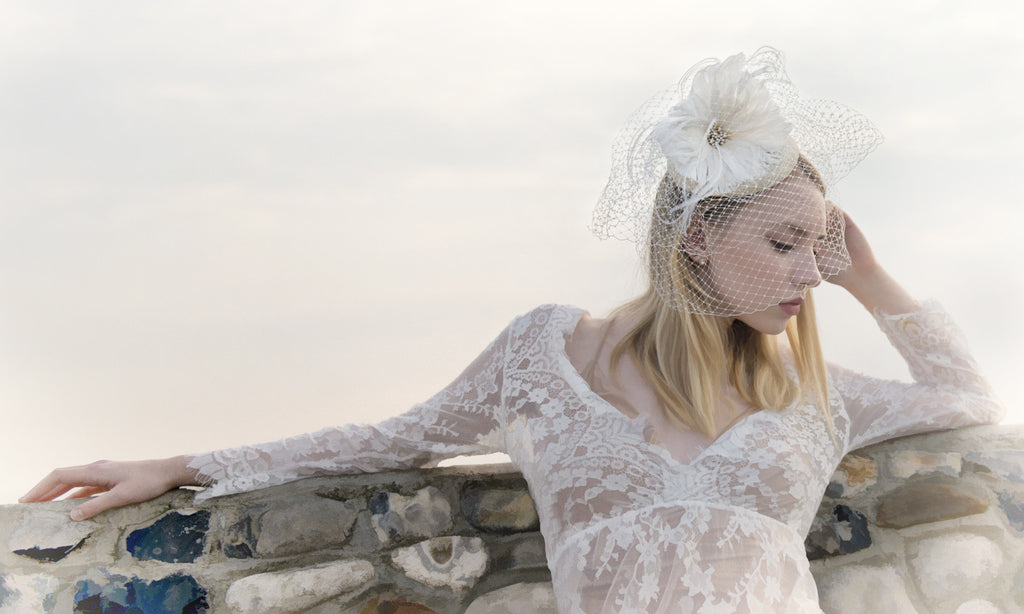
557;307;762;468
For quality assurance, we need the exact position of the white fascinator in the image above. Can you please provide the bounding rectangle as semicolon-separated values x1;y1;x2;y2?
592;47;883;316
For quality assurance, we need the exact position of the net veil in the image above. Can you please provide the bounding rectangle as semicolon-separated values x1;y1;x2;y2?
592;47;883;316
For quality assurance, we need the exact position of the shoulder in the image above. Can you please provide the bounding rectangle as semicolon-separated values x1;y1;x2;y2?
506;304;586;352
509;303;585;331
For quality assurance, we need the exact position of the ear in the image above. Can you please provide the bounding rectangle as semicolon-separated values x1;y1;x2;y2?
680;218;709;265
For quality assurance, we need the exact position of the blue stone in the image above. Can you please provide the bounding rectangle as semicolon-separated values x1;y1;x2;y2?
126;511;210;563
0;575;13;606
74;573;207;614
805;505;872;560
15;537;88;563
368;492;389;515
832;505;871;554
998;491;1024;532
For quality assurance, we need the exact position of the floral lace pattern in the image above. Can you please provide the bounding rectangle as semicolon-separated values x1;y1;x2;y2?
187;302;1004;613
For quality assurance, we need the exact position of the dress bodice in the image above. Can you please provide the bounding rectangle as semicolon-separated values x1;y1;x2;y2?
188;302;1004;613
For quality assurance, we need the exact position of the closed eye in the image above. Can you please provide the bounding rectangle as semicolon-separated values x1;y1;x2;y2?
769;239;795;253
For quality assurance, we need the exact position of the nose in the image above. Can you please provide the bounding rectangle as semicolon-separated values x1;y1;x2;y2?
793;250;822;288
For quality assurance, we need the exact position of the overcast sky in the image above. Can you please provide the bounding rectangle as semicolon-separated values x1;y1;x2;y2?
2;1;1022;504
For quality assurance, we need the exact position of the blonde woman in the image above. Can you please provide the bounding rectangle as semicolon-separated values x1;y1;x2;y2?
23;48;1003;613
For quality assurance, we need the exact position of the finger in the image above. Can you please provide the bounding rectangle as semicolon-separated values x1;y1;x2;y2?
841;210;864;238
70;490;129;521
20;473;62;501
21;474;76;502
21;465;114;502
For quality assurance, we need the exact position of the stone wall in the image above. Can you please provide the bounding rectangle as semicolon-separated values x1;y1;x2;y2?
2;425;1022;614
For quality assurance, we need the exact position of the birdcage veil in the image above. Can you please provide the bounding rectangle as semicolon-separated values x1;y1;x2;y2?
592;47;883;316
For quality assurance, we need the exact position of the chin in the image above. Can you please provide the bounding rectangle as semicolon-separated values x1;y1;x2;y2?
752;323;789;336
736;311;792;336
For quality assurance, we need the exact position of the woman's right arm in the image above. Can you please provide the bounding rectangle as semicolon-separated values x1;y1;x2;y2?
21;313;521;521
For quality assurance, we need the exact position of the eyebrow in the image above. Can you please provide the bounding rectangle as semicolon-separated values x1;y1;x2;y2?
781;224;827;241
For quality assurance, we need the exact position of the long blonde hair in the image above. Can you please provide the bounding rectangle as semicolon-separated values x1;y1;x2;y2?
610;159;834;438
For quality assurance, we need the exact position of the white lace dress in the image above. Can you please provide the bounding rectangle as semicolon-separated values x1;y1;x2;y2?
187;303;1004;613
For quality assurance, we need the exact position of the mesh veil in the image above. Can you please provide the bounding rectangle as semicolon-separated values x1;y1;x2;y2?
592;47;883;316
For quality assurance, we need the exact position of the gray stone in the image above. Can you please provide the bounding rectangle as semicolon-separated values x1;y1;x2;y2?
223;515;256;558
462;483;539;533
255;497;360;557
371;486;452;544
876;480;988;529
489;534;548;573
826;454;878;498
1016;566;1024;608
225;559;374;614
909;533;1003;602
465;581;558;614
815;564;920;614
0;574;60;613
9;509;94;560
338;595;440;614
955;600;1003;614
965;451;1024;482
887;450;962;479
390;536;488;591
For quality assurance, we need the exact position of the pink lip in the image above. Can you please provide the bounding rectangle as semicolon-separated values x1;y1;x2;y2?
779;298;803;316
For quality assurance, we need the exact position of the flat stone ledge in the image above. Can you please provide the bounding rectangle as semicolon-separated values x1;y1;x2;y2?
1;424;1021;613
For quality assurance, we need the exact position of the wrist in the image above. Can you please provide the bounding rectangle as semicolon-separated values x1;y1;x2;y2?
839;265;885;295
843;267;920;315
163;455;201;488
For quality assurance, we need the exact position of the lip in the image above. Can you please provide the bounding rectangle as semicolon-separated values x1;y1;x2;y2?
779;297;803;316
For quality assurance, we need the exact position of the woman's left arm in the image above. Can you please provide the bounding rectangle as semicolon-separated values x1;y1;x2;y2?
826;209;1005;452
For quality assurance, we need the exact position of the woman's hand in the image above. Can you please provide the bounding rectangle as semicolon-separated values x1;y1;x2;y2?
20;456;199;521
824;206;920;314
824;207;880;288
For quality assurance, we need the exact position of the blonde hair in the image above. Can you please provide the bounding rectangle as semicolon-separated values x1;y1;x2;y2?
610;159;834;438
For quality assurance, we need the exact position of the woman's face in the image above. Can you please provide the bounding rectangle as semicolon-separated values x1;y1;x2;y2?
704;174;828;335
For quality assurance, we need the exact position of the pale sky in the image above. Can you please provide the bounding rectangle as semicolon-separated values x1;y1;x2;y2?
2;1;1022;504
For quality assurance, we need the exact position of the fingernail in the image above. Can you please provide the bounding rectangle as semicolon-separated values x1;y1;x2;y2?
70;509;83;521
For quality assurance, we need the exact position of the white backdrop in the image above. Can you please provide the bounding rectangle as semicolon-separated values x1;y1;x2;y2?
2;1;1022;504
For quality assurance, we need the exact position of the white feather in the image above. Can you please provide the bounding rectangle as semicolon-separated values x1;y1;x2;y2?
652;52;796;208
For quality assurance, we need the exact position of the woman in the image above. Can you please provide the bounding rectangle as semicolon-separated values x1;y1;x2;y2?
22;48;1004;613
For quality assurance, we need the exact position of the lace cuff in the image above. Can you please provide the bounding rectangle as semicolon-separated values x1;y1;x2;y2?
837;299;1004;452
871;299;984;390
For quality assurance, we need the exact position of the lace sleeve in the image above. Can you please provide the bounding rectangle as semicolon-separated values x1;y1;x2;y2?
186;323;512;501
831;300;1005;453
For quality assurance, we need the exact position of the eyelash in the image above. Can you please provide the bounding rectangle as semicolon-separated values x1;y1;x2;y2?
769;240;795;253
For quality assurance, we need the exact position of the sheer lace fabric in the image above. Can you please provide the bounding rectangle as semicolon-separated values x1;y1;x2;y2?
188;302;1003;613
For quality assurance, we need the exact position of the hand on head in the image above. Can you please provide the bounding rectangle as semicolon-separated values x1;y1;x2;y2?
820;204;919;314
822;205;880;289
